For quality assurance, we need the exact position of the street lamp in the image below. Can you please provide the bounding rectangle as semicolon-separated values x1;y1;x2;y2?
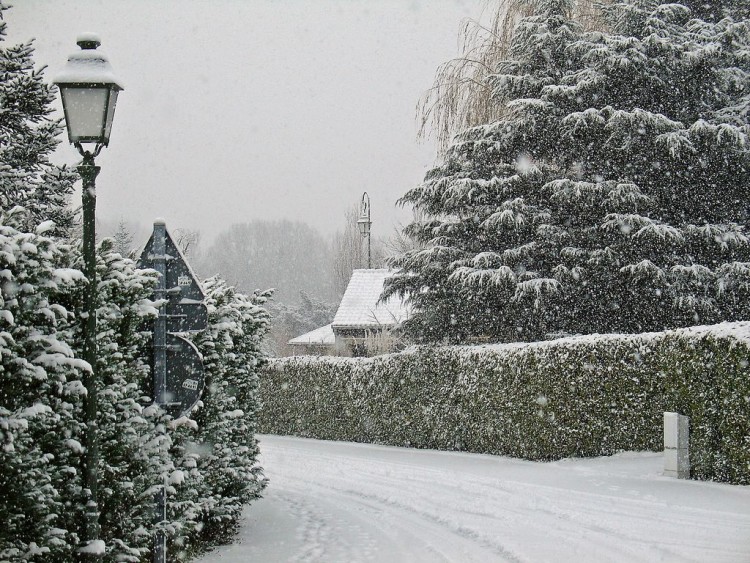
357;192;372;269
54;33;123;557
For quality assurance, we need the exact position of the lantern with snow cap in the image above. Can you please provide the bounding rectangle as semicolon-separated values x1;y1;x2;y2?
54;33;123;147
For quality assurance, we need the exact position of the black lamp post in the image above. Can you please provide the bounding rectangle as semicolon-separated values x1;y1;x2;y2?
54;33;123;557
357;192;372;269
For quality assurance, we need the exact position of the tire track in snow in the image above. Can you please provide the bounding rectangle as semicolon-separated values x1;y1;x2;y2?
280;474;524;563
269;447;666;561
198;436;750;563
276;491;377;562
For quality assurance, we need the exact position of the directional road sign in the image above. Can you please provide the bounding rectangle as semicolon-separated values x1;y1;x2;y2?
138;227;208;332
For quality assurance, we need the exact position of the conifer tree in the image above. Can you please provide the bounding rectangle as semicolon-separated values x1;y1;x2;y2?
0;5;273;559
0;4;76;236
185;276;270;546
158;277;270;562
0;4;84;559
0;7;175;558
112;219;134;258
386;0;750;342
0;210;86;561
68;238;164;562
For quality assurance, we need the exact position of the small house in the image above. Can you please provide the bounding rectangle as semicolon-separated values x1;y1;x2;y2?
288;269;409;356
287;323;335;355
330;269;409;356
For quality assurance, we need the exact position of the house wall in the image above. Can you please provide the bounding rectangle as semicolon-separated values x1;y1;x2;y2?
333;327;399;357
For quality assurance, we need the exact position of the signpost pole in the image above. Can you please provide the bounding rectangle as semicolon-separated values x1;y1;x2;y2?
152;220;167;563
139;219;207;563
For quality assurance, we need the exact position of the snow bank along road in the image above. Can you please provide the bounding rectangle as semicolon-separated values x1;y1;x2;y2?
199;435;750;563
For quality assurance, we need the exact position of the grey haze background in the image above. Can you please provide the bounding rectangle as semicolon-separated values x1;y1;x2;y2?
9;0;485;245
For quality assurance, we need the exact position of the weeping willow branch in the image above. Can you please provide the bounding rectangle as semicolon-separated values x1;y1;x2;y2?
417;0;610;154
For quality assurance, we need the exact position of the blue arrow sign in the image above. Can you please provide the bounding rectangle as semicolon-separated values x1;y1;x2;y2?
138;225;208;332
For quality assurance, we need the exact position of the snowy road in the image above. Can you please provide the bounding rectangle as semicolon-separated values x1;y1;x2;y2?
198;435;750;563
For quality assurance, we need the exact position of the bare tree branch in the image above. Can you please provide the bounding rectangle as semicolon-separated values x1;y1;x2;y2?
417;0;610;154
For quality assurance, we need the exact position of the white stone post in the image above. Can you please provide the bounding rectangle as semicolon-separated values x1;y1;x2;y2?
664;412;690;479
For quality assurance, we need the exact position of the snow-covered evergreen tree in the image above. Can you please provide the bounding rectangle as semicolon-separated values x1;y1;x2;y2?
0;5;272;559
0;4;76;236
0;5;85;559
160;276;270;561
386;0;750;342
0;8;171;559
0;209;87;562
112;219;135;258
66;238;166;562
185;276;270;546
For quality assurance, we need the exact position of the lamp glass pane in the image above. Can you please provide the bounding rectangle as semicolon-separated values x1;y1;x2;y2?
61;87;108;141
103;89;119;141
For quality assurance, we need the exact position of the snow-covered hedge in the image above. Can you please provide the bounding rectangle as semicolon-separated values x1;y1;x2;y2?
260;323;750;485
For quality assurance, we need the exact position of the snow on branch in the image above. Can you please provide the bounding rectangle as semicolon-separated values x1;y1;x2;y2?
448;265;516;289
686;223;748;250
633;222;683;244
600;213;653;235
656;131;696;158
546;179;604;206
689;120;747;148
620;259;666;282
512;277;560;308
482;198;531;230
670;263;714;282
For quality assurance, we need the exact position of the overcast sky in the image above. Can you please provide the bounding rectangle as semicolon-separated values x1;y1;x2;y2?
10;0;486;245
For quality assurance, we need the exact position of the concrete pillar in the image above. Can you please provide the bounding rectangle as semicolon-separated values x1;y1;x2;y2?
664;412;690;479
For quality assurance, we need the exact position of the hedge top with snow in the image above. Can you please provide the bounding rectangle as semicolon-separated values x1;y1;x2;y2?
261;320;750;485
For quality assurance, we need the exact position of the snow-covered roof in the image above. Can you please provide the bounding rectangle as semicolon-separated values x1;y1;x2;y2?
332;269;409;330
288;324;335;346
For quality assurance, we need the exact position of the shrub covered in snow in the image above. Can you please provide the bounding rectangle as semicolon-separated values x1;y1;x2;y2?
0;232;272;562
0;211;87;561
168;277;271;558
0;6;84;558
0;8;271;558
73;239;165;562
260;322;750;485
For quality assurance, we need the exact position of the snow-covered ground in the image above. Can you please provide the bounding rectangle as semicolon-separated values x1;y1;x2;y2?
198;435;750;562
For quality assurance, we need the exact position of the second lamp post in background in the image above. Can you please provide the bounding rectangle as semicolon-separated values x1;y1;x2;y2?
357;191;372;269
